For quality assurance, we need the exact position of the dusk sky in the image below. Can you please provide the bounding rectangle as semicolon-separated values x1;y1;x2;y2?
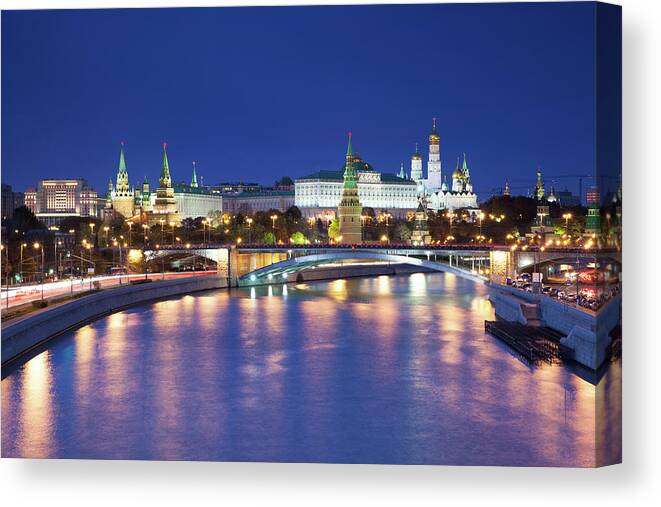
2;3;597;199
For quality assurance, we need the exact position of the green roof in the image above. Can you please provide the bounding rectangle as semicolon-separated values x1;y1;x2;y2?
296;169;414;185
160;143;171;184
222;190;294;198
118;143;127;175
173;183;215;195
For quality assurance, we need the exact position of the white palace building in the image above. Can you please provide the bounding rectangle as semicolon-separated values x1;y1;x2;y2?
294;119;478;218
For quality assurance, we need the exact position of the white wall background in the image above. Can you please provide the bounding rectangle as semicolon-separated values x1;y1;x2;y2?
1;0;659;505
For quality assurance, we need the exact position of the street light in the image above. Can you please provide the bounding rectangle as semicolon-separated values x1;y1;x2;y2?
33;242;44;300
563;213;572;230
271;214;278;231
20;242;27;283
246;217;253;244
478;212;485;242
169;221;176;245
201;219;208;245
103;225;110;246
142;224;149;246
159;219;165;245
89;222;95;246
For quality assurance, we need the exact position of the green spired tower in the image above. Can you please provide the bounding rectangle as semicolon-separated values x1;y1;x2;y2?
337;132;363;244
191;161;198;188
112;142;136;218
151;143;180;224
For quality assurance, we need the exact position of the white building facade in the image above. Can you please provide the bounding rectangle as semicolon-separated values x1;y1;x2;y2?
295;154;418;218
408;119;478;212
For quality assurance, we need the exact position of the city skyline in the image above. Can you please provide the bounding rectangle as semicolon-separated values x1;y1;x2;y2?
2;3;597;198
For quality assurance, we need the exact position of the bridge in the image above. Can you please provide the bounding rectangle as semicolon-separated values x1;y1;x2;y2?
141;243;618;287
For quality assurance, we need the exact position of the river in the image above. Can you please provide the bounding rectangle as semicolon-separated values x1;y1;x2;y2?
1;272;621;466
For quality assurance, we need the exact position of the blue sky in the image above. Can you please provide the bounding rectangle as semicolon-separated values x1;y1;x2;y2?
2;3;597;199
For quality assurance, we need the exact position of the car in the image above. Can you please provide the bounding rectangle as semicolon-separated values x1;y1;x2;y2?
565;293;577;302
541;286;551;294
565;279;574;286
520;273;532;282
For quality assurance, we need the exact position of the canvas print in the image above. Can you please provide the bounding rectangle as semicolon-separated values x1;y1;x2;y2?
1;2;621;467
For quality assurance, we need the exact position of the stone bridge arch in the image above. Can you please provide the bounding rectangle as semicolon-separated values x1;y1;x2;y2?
237;251;487;286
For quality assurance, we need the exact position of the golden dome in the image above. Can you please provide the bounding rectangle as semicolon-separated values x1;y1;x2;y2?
452;168;463;179
412;153;422;160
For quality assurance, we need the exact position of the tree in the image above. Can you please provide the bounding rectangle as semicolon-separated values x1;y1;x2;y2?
261;231;276;245
290;231;306;244
394;223;411;242
285;205;302;222
328;219;340;240
8;206;44;235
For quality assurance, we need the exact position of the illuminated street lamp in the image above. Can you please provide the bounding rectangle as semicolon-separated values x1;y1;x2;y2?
142;224;149;246
270;214;278;231
201;219;208;245
478;212;485;241
89;222;95;246
159;219;165;245
169;221;176;245
103;225;110;246
246;217;253;244
563;212;572;230
33;242;45;300
20;242;27;282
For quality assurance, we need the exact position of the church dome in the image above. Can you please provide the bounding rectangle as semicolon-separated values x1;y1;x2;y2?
452;168;463;180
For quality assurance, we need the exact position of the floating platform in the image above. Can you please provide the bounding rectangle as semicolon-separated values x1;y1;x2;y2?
484;320;568;365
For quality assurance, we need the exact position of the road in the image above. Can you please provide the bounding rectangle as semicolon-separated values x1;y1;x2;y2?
1;271;217;309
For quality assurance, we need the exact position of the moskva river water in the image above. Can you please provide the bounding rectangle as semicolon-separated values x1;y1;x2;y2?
1;273;621;465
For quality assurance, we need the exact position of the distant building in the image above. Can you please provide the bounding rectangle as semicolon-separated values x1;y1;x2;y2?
534;167;545;200
108;144;221;223
408;119;478;212
210;182;262;194
222;190;294;215
410;200;431;246
173;183;223;220
503;179;511;197
585;186;601;236
24;179;98;226
1;184;25;221
555;188;581;207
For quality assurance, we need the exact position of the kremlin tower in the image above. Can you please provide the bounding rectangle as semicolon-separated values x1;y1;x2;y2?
111;142;136;219
337;132;362;244
426;117;442;190
150;143;180;224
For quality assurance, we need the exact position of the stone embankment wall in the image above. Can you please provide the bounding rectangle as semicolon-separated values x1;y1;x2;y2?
1;275;228;365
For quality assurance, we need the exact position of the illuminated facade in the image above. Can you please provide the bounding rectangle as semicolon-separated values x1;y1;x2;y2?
295;140;417;218
409;119;478;211
25;179;98;225
109;144;221;223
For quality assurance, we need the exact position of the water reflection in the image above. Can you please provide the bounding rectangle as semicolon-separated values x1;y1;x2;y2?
18;352;54;457
1;272;621;466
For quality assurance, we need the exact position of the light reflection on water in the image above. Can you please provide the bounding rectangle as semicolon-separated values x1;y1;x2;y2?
1;273;621;465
